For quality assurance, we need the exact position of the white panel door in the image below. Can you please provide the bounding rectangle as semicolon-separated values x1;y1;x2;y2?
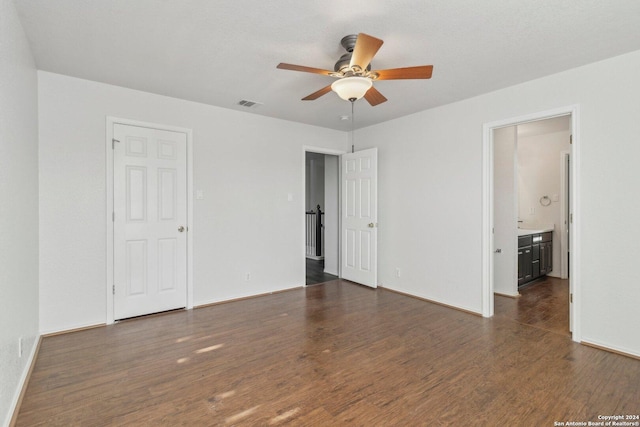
341;148;377;288
113;124;187;320
493;127;518;296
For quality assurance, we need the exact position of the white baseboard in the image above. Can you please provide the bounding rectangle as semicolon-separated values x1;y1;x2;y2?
194;285;303;308
494;291;520;298
581;337;640;360
5;335;40;427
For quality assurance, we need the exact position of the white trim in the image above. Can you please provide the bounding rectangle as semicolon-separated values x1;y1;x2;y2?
106;117;194;325
569;110;580;341
581;337;640;360
482;105;581;343
482;123;493;316
302;146;346;283
3;336;39;427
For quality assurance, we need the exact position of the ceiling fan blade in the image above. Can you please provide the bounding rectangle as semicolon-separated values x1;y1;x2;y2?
349;33;384;71
364;86;387;106
302;85;333;101
277;63;334;76
374;65;433;80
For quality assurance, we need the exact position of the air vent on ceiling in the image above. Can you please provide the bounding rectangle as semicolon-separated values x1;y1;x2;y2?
237;99;263;108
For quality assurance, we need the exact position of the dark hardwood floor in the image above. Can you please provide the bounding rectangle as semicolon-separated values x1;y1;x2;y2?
17;280;639;426
305;258;338;285
495;276;570;336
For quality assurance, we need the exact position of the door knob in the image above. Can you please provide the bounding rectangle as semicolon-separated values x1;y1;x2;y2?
495;249;502;253
368;223;375;228
178;226;185;232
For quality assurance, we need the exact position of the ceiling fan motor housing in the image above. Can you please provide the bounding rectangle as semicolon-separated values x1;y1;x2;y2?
340;34;358;52
335;34;372;73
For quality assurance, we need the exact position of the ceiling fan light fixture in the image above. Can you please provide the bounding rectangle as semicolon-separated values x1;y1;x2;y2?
331;77;372;102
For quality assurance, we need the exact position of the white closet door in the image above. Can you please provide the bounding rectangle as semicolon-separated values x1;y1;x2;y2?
113;123;187;320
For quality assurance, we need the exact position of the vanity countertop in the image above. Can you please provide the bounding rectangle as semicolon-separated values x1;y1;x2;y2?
517;228;554;237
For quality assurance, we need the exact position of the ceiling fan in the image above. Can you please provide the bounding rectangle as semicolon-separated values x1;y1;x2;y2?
277;33;433;106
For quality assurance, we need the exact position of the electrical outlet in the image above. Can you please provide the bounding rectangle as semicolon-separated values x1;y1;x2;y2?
18;337;23;358
395;268;401;278
245;272;251;281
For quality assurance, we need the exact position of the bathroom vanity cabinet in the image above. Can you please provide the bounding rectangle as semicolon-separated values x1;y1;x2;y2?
518;231;552;287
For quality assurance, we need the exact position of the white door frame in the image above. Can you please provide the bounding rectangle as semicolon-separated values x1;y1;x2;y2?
106;117;194;324
302;146;347;282
482;105;581;342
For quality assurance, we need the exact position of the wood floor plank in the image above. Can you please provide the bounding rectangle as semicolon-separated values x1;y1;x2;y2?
16;280;640;426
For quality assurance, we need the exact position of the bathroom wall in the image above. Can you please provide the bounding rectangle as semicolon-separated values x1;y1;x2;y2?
517;118;571;276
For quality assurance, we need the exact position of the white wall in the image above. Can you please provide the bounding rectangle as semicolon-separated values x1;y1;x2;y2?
38;71;347;333
358;49;640;357
0;0;40;425
323;155;339;275
26;34;640;372
517;128;571;276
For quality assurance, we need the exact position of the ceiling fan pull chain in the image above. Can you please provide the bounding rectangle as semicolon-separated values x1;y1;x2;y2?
351;100;355;153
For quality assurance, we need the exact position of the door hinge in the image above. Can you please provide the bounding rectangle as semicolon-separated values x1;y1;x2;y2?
569;135;572;144
570;293;573;303
112;138;120;149
112;211;115;222
570;213;573;224
112;284;115;295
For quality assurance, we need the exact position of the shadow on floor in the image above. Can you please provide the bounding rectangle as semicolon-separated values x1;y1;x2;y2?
306;258;338;286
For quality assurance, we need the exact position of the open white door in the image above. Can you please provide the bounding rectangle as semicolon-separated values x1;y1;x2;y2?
493;127;518;297
113;123;188;320
341;148;377;288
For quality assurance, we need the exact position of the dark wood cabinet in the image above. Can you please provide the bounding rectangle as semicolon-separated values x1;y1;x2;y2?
518;231;552;288
518;246;532;286
518;249;525;285
539;232;553;276
540;241;552;275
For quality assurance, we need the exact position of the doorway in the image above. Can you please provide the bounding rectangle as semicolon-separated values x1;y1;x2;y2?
304;148;341;285
302;146;379;289
493;115;571;334
482;106;580;342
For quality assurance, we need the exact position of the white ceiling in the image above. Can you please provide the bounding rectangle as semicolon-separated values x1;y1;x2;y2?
14;0;640;131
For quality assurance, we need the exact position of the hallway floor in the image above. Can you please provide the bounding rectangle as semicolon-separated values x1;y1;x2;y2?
305;258;338;286
495;276;570;336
